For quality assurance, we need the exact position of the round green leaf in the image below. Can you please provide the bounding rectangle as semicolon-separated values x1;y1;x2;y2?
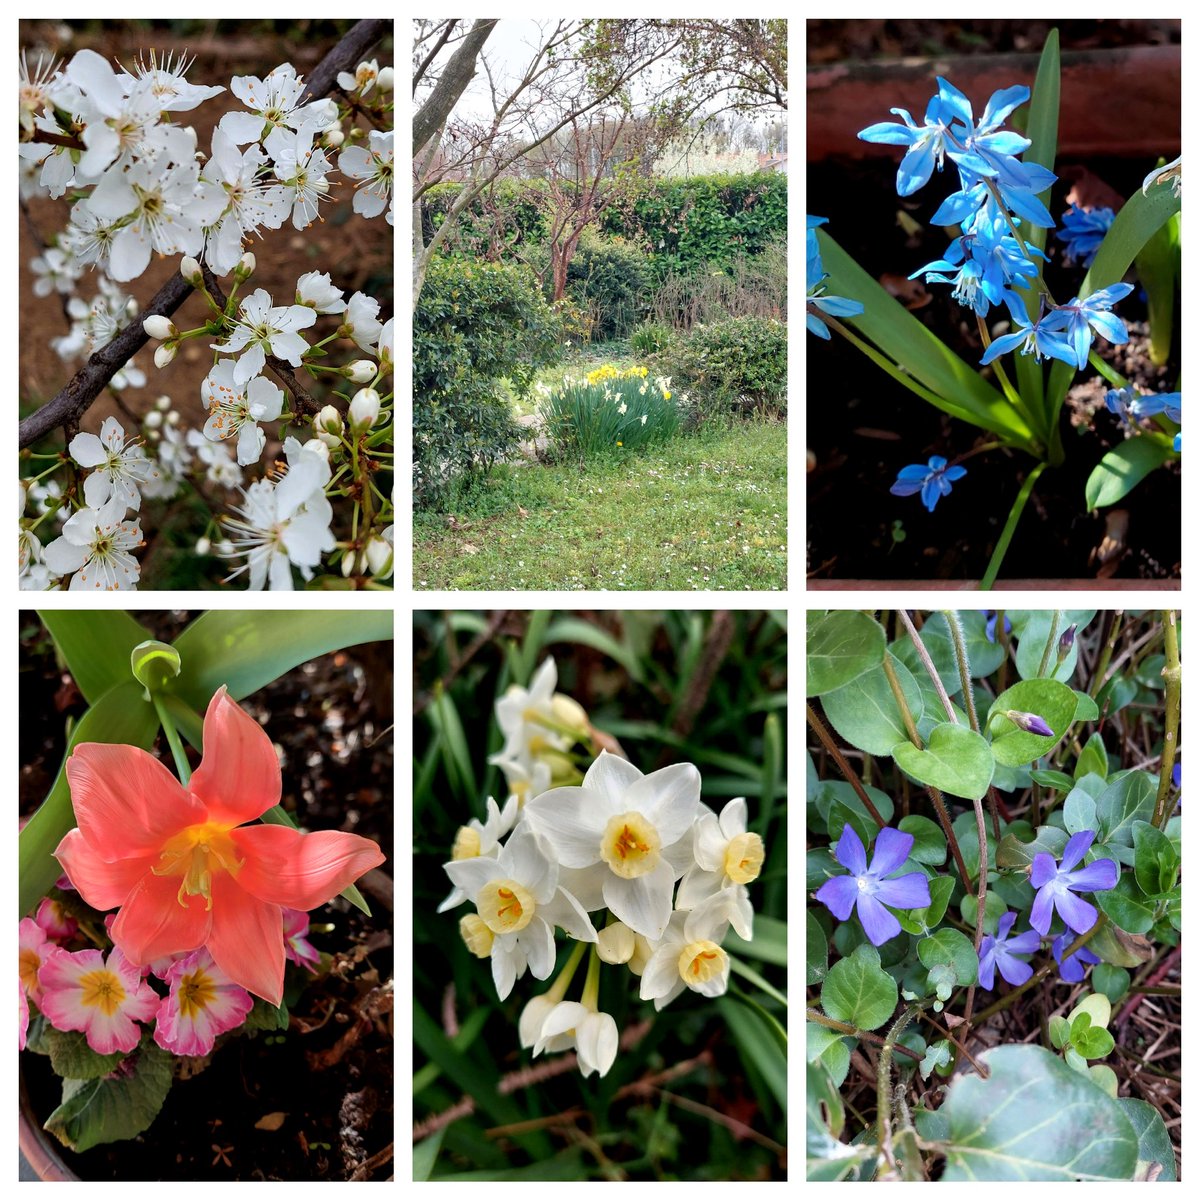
897;814;946;865
1063;786;1098;836
806;1023;851;1088
821;652;923;756
893;613;963;699
820;944;898;1032
894;723;994;800
1132;819;1179;898
956;610;1006;677
987;678;1077;766
995;823;1068;870
807;612;885;697
941;1044;1138;1180
1094;873;1156;935
1117;1097;1177;1182
896;873;955;936
1011;610;1094;682
1091;963;1130;1005
916;927;978;988
1073;691;1100;722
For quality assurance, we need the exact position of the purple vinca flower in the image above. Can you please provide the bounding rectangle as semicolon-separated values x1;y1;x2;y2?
1029;830;1119;935
1051;930;1101;984
977;910;1041;990
982;610;1012;642
890;456;966;512
1004;709;1054;737
814;825;931;946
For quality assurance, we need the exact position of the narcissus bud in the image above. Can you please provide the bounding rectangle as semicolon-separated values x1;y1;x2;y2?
342;550;357;577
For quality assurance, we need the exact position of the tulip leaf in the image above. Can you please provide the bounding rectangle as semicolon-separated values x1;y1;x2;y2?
894;723;994;800
1117;1098;1177;1182
19;680;158;917
170;610;393;709
987;678;1077;766
941;1044;1139;1180
39;610;154;705
1085;437;1173;511
820;944;897;1032
806;611;885;696
43;1036;174;1153
821;652;922;756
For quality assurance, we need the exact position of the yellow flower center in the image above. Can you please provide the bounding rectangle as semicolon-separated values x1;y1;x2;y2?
678;940;727;987
19;948;42;992
724;832;765;885
459;913;494;958
600;812;661;880
152;821;243;910
78;968;127;1016
177;967;217;1020
477;878;535;934
452;826;482;860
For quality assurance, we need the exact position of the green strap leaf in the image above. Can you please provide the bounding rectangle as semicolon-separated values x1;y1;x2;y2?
1085;436;1172;510
39;611;153;705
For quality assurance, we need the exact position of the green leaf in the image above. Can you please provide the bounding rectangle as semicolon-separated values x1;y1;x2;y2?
817;779;894;848
897;814;946;866
413;1127;447;1182
917;927;978;988
1073;691;1100;722
1086;437;1172;510
1075;731;1109;781
1117;1098;1177;1182
1135;206;1180;367
821;652;922;756
1132;820;1180;898
896;873;955;937
727;913;787;967
921;1040;952;1080
1011;610;1092;682
820;944;898;1031
817;231;1033;446
806;911;828;986
39;611;153;705
543;616;643;682
19;680;158;917
1095;874;1156;935
1068;990;1111;1030
45;1029;126;1081
170;610;394;710
1088;920;1154;969
806;1023;851;1088
894;723;995;800
940;1044;1138;1180
987;678;1078;765
996;824;1068;870
1091;963;1130;1005
243;996;289;1033
806;611;885;696
44;1038;174;1152
719;995;787;1112
1049;1014;1072;1049
957;610;1007;677
1063;785;1098;836
959;890;1008;934
1030;769;1074;791
1096;771;1157;846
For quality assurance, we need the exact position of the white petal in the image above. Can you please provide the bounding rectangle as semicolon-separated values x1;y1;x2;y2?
676;865;721;910
692;811;726;872
538;888;597;942
719;797;748;839
577;1012;619;1077
521;918;555;980
628;762;700;847
442;855;505;896
523;788;606;868
639;947;681;1001
502;824;557;903
538;1001;587;1044
68;432;107;468
603;861;675;940
581;750;644;808
491;943;518;1001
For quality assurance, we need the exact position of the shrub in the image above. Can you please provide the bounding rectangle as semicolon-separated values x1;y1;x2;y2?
651;237;788;329
413;259;562;506
654;316;787;419
564;235;654;341
540;365;680;459
629;320;674;356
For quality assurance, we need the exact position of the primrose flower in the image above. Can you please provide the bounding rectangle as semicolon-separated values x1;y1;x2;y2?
35;896;78;942
814;825;930;946
37;946;158;1054
524;751;701;940
1052;931;1101;984
1056;204;1115;268
153;948;255;1055
20;983;29;1050
443;824;597;1000
19;917;51;1003
977;911;1041;990
890;456;966;512
1029;830;1119;936
53;687;385;1004
283;908;322;973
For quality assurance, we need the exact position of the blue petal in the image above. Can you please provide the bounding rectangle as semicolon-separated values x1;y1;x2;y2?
890;479;925;498
897;138;937;196
943;465;967;482
806;312;831;339
858;121;918;146
895;463;933;482
980;330;1028;364
979;84;1029;131
1087;309;1129;346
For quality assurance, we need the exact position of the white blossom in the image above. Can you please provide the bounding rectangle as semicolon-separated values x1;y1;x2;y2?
338;130;392;224
69;416;158;511
214;287;316;384
42;499;143;591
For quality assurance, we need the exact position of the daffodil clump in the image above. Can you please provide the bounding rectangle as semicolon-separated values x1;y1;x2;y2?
440;657;766;1079
539;366;683;458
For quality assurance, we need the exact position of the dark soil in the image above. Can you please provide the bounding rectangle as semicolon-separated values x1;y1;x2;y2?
807;156;1181;582
19;611;394;1181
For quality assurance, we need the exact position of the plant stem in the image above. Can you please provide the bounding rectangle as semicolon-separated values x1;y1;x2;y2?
1087;350;1128;389
898;611;956;723
975;313;1036;428
804;1009;923;1061
876;1004;923;1166
806;703;886;828
980;461;1048;589
942;610;977;731
1151;610;1181;829
152;693;192;784
880;654;921;745
1037;609;1062;678
1088;611;1124;699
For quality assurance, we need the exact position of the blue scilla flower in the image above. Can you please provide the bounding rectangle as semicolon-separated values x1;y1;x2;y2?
1056;204;1116;268
890;456;966;512
932;160;1057;232
807;215;864;338
1049;283;1135;368
980;297;1078;368
1105;386;1181;429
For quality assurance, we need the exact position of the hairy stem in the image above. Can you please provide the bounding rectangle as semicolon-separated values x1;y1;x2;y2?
1151;610;1181;829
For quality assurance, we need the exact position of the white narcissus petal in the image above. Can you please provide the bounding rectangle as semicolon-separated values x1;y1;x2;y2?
523;788;606;868
502;824;557;902
491;938;521;1001
626;762;700;847
538;887;597;943
522;917;555;979
536;1000;587;1047
442;853;506;895
556;864;607;911
683;888;738;944
692;811;726;872
653;978;687;1012
691;957;730;999
519;995;557;1049
638;946;679;1001
676;865;721;910
603;860;675;941
581;750;644;807
577;1012;619;1077
718;797;748;840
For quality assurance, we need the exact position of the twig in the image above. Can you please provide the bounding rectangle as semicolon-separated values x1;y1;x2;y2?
806;702;886;828
347;1142;393;1181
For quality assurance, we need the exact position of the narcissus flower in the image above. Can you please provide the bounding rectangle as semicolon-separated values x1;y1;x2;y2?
153;948;254;1055
53;687;384;1004
532;1000;619;1078
677;796;764;924
639;889;748;1009
1029;830;1119;935
37;946;158;1054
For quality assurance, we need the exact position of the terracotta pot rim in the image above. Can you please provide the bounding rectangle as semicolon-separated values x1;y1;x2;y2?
19;1071;79;1182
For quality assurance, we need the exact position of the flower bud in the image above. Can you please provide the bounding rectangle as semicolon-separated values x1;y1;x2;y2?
344;359;377;384
1005;709;1054;737
376;66;394;91
153;342;177;369
1057;624;1077;663
364;534;393;577
142;315;176;340
305;438;331;464
144;411;163;430
518;995;556;1049
215;540;234;557
596;922;635;965
235;251;256;281
348;387;380;430
195;537;211;555
550;693;590;735
166;411;180;427
342;549;357;577
324;127;345;148
155;394;172;412
180;256;202;285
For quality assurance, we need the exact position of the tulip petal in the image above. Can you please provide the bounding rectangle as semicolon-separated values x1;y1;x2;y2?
206;875;285;1004
188;687;282;826
54;829;154;910
110;871;211;965
229;824;384;910
66;743;204;859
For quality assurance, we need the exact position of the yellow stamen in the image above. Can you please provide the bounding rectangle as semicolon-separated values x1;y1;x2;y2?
152;821;243;910
78;968;127;1016
600;811;662;880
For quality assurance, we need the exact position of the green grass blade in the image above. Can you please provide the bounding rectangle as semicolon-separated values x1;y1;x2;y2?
543;616;644;682
718;995;787;1113
39;611;154;705
818;232;1034;447
1135;210;1179;366
413;1126;446;1181
725;914;787;966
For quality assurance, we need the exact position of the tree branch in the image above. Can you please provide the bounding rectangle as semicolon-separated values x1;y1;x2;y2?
413;18;497;153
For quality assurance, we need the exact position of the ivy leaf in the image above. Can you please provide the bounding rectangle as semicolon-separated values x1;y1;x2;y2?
940;1044;1139;1180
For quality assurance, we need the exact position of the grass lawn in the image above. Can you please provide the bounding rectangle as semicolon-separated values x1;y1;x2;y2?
413;421;787;591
